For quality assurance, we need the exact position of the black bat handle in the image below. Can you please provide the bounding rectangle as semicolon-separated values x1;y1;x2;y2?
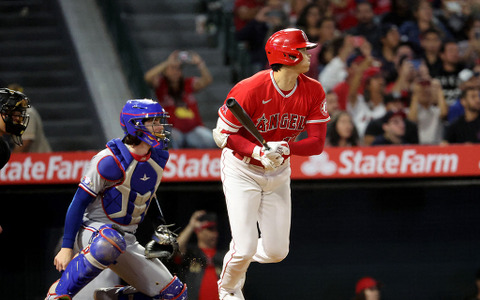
225;98;270;151
226;97;236;108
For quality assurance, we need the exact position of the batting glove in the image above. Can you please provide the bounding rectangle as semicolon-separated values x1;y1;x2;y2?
252;145;284;170
266;141;290;156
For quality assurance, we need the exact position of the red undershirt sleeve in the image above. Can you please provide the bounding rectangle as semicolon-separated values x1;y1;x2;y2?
225;134;257;156
288;123;327;156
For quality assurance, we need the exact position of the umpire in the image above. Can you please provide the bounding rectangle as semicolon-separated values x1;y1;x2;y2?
0;88;30;169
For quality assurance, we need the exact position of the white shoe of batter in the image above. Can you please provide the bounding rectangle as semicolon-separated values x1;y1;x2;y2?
219;287;245;300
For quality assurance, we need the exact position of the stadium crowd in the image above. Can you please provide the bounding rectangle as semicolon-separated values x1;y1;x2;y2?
226;0;480;148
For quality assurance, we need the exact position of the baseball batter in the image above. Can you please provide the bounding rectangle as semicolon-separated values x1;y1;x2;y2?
45;99;187;300
212;28;330;299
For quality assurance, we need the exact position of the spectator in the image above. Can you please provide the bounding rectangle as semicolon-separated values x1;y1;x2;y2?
316;32;336;77
354;276;382;300
318;34;358;92
236;0;289;73
298;80;341;142
449;66;480;122
472;0;480;16
326;90;341;118
296;3;323;78
442;86;480;144
379;0;413;28
419;27;444;77
144;50;216;149
330;0;358;31
7;83;51;153
407;77;448;144
399;0;451;53
315;0;334;19
372;110;408;145
370;0;391;16
346;55;386;138
432;39;464;107
381;41;415;89
175;210;226;300
434;0;471;42
373;23;400;73
346;1;381;49
287;0;312;26
306;17;337;79
233;0;265;32
317;16;338;46
385;43;417;106
458;16;480;68
295;3;322;41
326;111;360;147
363;93;419;145
332;47;380;112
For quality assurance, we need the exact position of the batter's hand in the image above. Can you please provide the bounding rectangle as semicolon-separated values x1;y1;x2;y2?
54;248;74;272
267;141;290;156
252;145;284;170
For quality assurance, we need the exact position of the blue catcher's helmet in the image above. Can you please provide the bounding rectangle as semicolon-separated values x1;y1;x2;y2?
120;99;170;149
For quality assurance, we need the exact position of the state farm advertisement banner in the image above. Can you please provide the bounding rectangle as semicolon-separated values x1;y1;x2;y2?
291;145;480;179
1;145;479;185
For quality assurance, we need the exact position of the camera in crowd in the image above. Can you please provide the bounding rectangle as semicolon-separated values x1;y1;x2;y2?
178;51;192;63
410;59;422;71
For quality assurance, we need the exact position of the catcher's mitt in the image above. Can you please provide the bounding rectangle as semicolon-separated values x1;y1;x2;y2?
144;224;179;260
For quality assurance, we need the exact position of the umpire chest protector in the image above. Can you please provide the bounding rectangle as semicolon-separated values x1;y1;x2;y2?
100;139;168;225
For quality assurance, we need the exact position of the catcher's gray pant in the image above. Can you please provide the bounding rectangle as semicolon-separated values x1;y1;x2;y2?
73;269;119;300
218;149;292;293
75;221;174;297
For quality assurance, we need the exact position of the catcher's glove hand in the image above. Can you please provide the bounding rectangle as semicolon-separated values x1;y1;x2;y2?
144;224;179;260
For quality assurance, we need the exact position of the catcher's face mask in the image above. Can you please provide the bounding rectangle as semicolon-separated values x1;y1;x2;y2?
0;89;30;146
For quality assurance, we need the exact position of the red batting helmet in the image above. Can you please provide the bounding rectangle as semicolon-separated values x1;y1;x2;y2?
265;28;317;66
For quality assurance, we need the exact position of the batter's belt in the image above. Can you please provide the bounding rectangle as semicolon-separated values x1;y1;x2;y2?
233;152;265;168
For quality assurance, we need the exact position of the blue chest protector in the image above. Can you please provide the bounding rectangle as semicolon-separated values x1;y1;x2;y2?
101;139;169;226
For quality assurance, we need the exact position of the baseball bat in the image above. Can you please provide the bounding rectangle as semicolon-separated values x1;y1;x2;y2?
226;97;270;150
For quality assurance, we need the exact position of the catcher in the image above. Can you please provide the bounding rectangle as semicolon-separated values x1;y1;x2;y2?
45;99;187;300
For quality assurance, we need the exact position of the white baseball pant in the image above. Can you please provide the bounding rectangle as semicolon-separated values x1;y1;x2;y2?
218;148;292;292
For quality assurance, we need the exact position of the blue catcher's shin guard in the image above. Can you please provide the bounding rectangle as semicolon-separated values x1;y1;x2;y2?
55;225;126;298
157;276;187;300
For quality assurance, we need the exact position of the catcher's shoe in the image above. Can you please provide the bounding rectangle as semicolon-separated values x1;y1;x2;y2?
219;287;245;300
45;296;71;300
45;280;72;300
